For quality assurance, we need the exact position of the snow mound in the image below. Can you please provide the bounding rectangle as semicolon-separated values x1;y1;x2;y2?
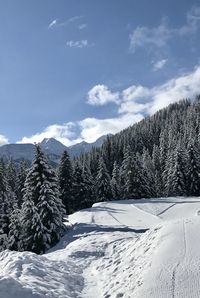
1;197;200;297
0;249;84;298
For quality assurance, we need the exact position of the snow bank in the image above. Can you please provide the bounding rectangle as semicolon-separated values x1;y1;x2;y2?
1;197;200;297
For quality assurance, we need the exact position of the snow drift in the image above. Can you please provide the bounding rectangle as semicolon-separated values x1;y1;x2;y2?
1;197;200;297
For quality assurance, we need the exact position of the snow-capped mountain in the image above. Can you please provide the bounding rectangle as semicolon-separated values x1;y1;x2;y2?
40;138;68;156
0;135;109;164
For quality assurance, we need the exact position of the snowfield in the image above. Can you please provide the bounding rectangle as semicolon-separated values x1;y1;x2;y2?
1;197;200;297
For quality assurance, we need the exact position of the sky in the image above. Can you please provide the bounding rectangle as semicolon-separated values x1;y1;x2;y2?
0;0;200;146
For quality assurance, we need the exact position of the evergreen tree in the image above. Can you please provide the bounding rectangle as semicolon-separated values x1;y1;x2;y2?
165;144;187;196
141;149;156;198
21;145;65;254
121;147;143;199
81;162;95;208
0;161;16;238
7;208;22;251
186;142;200;196
152;145;162;197
6;158;17;193
96;157;111;202
16;160;28;207
58;150;73;214
110;161;121;199
71;162;86;212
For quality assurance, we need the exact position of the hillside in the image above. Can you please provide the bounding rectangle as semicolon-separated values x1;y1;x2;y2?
1;197;200;297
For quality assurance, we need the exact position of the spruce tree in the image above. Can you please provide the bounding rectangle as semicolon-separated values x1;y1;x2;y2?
16;160;28;207
58;150;73;214
71;162;85;212
0;161;16;239
110;161;121;200
6;158;17;193
186;142;200;196
96;157;111;202
81;162;95;208
7;208;22;251
165;144;187;196
121;146;143;199
21;145;65;254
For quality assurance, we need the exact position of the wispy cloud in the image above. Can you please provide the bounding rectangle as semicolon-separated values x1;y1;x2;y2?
152;59;168;71
79;24;87;30
48;19;57;28
66;40;93;48
130;18;172;53
48;15;84;29
130;5;200;53
179;5;200;35
87;84;120;105
0;134;9;146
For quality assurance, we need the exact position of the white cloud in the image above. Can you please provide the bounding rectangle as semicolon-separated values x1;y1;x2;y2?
66;40;92;48
0;134;9;146
18;66;200;147
117;66;200;115
87;84;120;105
18;123;82;147
122;85;150;101
149;66;200;114
130;19;172;52
79;24;87;30
153;59;168;71
179;5;200;35
130;6;200;52
79;113;144;143
48;15;83;29
48;19;57;28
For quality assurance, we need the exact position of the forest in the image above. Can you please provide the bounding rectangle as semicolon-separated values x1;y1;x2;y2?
1;96;200;254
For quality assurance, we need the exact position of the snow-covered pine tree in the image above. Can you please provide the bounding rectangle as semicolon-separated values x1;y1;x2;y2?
6;158;17;193
21;198;46;253
21;145;65;254
58;150;73;214
121;146;143;199
16;160;28;207
110;161;121;200
141;149;156;198
81;162;95;208
0;160;16;242
186;142;200;196
96;157;111;202
71;162;86;212
152;145;162;197
7;207;22;251
165;143;187;197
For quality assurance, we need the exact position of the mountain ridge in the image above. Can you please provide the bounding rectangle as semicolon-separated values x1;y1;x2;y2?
0;135;110;164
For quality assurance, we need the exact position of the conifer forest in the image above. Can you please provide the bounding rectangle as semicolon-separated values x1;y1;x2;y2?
1;97;200;254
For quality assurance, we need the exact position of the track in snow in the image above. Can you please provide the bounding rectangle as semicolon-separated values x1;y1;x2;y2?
171;220;187;298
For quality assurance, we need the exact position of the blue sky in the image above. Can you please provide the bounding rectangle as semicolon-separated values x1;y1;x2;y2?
0;0;200;146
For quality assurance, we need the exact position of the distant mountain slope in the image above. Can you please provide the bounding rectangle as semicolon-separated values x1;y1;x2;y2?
68;134;109;157
0;135;110;164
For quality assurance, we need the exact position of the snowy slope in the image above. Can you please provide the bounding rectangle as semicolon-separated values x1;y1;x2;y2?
1;197;200;297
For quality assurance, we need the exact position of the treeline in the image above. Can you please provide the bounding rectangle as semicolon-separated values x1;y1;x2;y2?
1;96;200;254
75;96;200;200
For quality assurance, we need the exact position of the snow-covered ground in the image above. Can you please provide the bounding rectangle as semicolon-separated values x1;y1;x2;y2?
1;197;200;297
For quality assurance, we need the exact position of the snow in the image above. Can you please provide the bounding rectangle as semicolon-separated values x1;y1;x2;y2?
1;196;200;297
